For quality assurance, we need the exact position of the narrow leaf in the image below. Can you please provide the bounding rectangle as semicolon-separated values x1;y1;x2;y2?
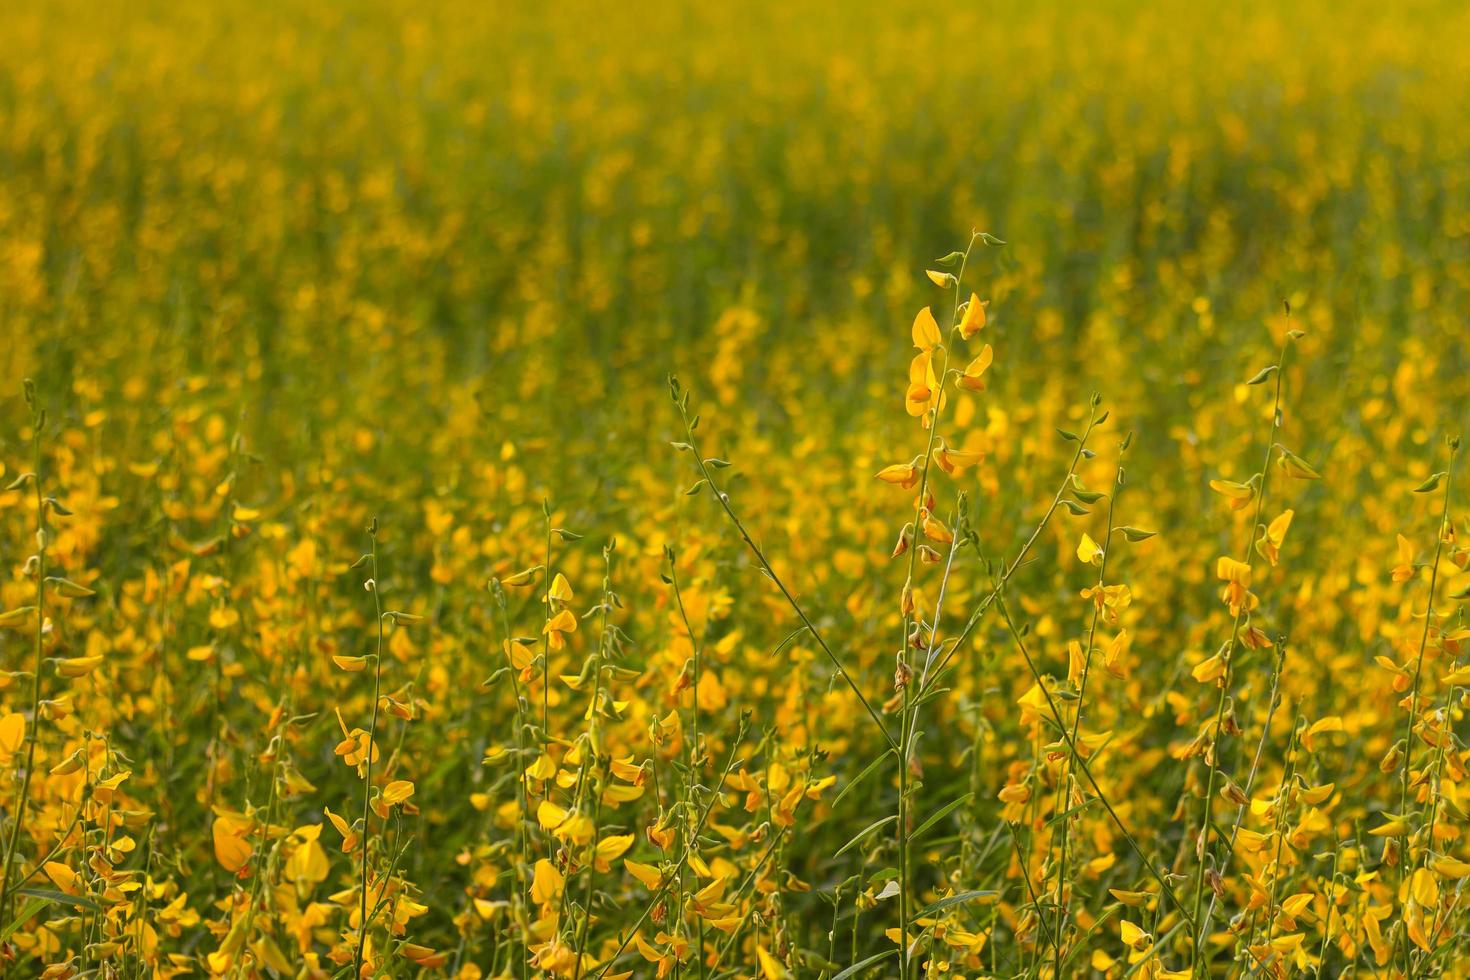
0;897;47;943
910;793;974;841
17;887;101;912
833;816;898;859
830;950;898;980
832;749;894;809
911;889;997;921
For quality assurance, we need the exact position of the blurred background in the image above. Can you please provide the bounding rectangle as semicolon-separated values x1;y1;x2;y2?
0;2;1468;968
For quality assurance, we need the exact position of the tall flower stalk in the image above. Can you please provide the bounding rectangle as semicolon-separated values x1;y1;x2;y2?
1190;318;1310;970
0;380;51;924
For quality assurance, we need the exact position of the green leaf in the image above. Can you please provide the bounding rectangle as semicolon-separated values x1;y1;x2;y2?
832;749;894;809
770;626;811;659
830;950;898;980
797;948;841;971
1246;365;1278;385
833;815;897;859
1414;472;1446;494
1119;526;1157;542
911;889;997;921
0;896;47;942
910;793;974;841
17;887;100;912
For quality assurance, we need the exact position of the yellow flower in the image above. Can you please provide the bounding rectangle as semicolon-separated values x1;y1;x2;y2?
1255;509;1294;566
912;306;942;351
956;344;993;392
543;608;578;649
957;293;988;338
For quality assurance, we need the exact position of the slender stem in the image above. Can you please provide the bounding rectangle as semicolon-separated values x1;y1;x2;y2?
591;724;748;979
916;408;1102;698
673;402;897;754
1248;722;1300;955
0;390;47;924
892;236;975;977
571;548;616;980
704;825;793;973
1313;832;1344;977
1006;821;1058;957
492;586;533;980
1191;333;1292;967
541;513;553;735
1198;641;1289;943
1053;445;1127;973
666;553;710;979
1396;441;1457;977
997;594;1197;937
354;525;385;973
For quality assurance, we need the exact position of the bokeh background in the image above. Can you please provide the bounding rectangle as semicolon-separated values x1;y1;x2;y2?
0;0;1468;975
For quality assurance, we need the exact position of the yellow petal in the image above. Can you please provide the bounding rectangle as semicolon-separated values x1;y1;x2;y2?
1076;533;1104;566
911;307;941;351
958;294;988;338
625;860;663;890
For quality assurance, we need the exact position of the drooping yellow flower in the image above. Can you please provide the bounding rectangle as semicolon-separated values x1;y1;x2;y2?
905;351;940;418
1119;918;1151;950
593;834;634;872
212;813;254;874
935;444;983;475
876;462;919;488
544;608;578;650
1209;477;1257;511
957;294;988;338
1392;533;1417;582
1255;509;1294;566
956;344;993;392
0;712;24;761
911;307;941;351
530;858;564;906
546;572;573;605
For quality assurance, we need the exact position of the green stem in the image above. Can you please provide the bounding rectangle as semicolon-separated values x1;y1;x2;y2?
354;523;385;973
1191;332;1293;968
1053;445;1127;973
673;399;897;754
1396;440;1457;978
0;389;47;925
997;594;1196;937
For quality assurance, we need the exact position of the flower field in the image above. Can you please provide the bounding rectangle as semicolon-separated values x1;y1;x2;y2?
1;0;1469;976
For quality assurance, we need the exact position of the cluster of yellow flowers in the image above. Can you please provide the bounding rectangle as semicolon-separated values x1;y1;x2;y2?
1;0;1469;977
